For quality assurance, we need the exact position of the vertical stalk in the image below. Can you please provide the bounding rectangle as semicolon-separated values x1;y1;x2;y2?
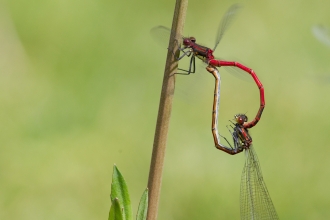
147;0;188;220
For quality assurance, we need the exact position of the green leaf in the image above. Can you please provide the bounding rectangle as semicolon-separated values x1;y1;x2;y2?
136;188;148;220
109;198;124;220
110;165;132;220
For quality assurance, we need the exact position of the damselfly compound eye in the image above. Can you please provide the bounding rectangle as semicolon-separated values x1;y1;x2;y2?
183;38;191;46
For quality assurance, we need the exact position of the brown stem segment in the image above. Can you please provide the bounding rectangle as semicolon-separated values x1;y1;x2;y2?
147;1;188;220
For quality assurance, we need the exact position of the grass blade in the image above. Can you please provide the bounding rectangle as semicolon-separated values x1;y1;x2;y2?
136;188;148;220
109;198;124;220
110;165;132;220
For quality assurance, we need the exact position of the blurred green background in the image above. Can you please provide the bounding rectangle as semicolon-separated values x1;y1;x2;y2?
1;0;330;219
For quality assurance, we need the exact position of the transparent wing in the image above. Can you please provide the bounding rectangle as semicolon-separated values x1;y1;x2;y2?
240;146;279;220
312;24;330;48
150;25;184;49
150;25;171;48
214;4;242;51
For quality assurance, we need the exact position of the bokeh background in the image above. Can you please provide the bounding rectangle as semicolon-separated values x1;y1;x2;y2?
1;0;330;219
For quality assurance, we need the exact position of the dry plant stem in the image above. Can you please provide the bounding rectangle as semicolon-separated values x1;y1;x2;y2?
147;0;188;219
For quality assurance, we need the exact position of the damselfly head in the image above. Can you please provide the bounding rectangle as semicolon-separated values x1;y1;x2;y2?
183;37;196;47
235;114;248;125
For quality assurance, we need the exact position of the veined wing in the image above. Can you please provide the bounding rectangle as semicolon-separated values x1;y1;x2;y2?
240;146;279;220
150;25;184;49
214;4;242;51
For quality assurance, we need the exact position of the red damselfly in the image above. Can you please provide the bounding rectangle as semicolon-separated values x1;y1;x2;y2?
206;66;277;219
225;113;278;219
212;111;279;218
205;64;277;219
152;4;265;128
